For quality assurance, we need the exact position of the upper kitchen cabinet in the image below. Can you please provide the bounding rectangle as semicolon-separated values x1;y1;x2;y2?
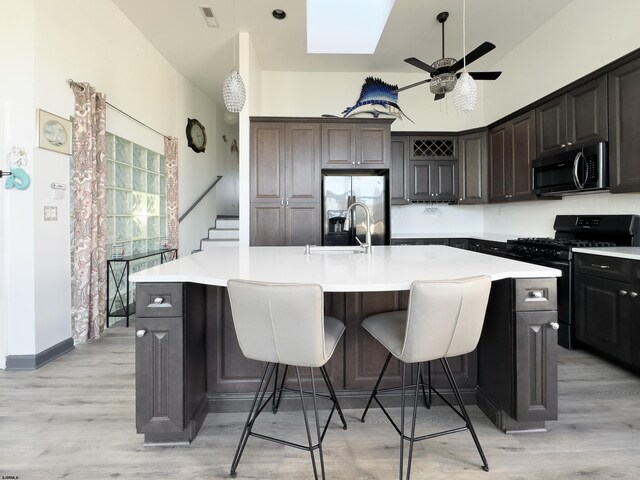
536;75;608;156
489;111;537;203
390;136;410;205
458;131;489;204
250;120;322;246
321;119;393;169
609;57;640;192
407;136;458;202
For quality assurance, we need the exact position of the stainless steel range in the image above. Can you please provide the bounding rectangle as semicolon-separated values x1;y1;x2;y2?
506;215;640;349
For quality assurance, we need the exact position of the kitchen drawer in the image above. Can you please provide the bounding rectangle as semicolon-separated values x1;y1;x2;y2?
573;253;630;282
136;283;183;317
514;278;557;312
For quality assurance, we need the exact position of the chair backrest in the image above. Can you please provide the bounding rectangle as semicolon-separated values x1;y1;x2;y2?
226;279;329;368
398;276;491;364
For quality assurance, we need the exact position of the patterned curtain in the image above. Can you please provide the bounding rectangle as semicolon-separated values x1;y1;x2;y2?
71;83;107;343
164;136;179;250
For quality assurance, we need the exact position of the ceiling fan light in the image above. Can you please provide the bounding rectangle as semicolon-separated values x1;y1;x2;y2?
453;71;477;113
223;69;246;113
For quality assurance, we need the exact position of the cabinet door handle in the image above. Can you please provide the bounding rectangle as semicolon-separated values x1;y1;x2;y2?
286;198;289;206
281;198;284;206
620;290;628;296
136;329;146;338
356;161;361;165
549;322;560;330
630;292;638;298
153;297;163;304
591;264;610;269
351;161;356;165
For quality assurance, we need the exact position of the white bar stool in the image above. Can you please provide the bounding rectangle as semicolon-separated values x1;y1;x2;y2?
226;279;347;479
360;276;492;479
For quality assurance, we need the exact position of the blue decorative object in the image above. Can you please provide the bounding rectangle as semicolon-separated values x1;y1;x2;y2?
342;77;413;122
5;167;31;190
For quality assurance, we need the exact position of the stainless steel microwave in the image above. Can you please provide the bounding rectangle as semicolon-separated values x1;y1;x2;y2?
532;141;608;196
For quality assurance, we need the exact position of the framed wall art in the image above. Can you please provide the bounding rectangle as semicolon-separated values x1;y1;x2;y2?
37;109;72;155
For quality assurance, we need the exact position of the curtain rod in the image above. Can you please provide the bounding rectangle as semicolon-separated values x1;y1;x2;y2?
67;79;168;139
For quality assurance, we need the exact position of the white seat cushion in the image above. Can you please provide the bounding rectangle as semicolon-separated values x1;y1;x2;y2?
361;310;407;359
324;315;346;361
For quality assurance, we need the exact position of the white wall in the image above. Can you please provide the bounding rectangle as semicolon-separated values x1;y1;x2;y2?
1;0;222;362
391;204;483;236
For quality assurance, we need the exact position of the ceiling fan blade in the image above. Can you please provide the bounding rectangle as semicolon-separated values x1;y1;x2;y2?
434;93;445;101
404;57;439;75
458;71;502;80
393;79;432;93
450;42;496;73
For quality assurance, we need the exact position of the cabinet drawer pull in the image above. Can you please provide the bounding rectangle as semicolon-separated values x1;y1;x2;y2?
154;297;164;304
549;322;560;330
136;329;146;338
590;264;610;269
619;290;628;296
630;292;638;298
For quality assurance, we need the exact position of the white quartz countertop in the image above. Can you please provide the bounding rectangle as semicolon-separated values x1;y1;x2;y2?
130;245;560;292
572;247;640;261
391;232;518;243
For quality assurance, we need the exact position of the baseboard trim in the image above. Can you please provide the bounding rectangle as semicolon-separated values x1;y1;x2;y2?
5;337;74;370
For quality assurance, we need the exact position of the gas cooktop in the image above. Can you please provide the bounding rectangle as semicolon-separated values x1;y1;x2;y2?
506;237;616;261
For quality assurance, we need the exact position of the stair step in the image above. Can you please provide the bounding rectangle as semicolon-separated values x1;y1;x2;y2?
200;239;240;250
208;228;239;240
215;217;239;229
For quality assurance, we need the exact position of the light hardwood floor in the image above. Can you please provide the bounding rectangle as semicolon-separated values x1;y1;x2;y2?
1;324;639;480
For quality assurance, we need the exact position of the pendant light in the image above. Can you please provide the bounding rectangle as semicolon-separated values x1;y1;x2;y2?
223;0;246;113
452;0;477;113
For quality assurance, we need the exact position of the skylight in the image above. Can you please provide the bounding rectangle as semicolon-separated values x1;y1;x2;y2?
306;0;395;54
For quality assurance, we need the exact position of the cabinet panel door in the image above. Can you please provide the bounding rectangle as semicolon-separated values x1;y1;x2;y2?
536;95;567;154
250;122;284;202
250;203;285;246
390;137;409;204
359;124;390;168
458;131;488;204
630;284;640;369
408;160;432;200
286;203;321;246
567;75;608;145
136;317;184;433
574;273;631;361
322;124;357;168
433;161;458;201
515;312;558;422
511;111;537;201
608;57;640;193
489;125;511;202
285;123;321;202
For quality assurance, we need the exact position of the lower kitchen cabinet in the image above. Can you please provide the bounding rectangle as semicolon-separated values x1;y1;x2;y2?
135;283;207;443
574;253;640;370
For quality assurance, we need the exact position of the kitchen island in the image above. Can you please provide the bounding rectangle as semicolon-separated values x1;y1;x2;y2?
130;245;561;444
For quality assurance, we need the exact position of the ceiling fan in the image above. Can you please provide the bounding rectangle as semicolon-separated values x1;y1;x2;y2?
396;11;502;101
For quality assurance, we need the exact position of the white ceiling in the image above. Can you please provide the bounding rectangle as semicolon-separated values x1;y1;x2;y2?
112;0;573;106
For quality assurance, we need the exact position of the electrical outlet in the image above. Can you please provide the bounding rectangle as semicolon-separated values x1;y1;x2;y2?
44;206;58;221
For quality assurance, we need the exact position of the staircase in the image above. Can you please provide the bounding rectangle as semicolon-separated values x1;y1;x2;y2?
198;215;239;251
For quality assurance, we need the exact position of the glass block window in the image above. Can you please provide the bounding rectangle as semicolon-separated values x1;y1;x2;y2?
105;132;167;278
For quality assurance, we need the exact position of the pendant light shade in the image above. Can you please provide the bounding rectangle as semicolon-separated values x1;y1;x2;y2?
453;0;477;113
453;71;477;113
223;69;246;113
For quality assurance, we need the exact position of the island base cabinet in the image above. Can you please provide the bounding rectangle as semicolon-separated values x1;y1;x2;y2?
135;282;207;444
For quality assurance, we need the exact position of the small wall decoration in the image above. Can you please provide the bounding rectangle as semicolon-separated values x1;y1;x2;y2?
37;109;72;154
342;77;413;123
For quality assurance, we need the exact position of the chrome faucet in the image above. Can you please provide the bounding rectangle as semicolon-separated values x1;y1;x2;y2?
346;201;372;254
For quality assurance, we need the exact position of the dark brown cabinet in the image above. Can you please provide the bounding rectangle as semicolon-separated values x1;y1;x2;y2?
390;136;410;204
321;120;392;169
574;253;640;370
408;159;458;202
608;57;640;192
135;283;206;443
250;121;321;246
489;110;536;203
458;131;488;204
536;76;608;156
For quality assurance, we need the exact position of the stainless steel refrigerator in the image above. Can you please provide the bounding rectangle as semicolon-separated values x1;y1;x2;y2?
322;174;389;246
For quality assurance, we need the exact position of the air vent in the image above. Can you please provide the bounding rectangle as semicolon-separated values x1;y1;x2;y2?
200;6;219;28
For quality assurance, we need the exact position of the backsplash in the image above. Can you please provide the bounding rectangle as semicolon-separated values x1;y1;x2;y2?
483;192;640;237
391;193;640;238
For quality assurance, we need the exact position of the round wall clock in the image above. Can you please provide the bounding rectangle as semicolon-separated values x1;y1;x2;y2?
186;118;207;153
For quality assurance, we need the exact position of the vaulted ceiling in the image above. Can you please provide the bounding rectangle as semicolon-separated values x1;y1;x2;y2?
112;0;573;106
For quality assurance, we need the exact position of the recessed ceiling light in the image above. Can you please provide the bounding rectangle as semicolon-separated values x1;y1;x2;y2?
199;5;219;28
272;9;286;20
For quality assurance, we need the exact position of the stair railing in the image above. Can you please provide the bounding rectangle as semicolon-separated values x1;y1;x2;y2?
179;175;223;223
